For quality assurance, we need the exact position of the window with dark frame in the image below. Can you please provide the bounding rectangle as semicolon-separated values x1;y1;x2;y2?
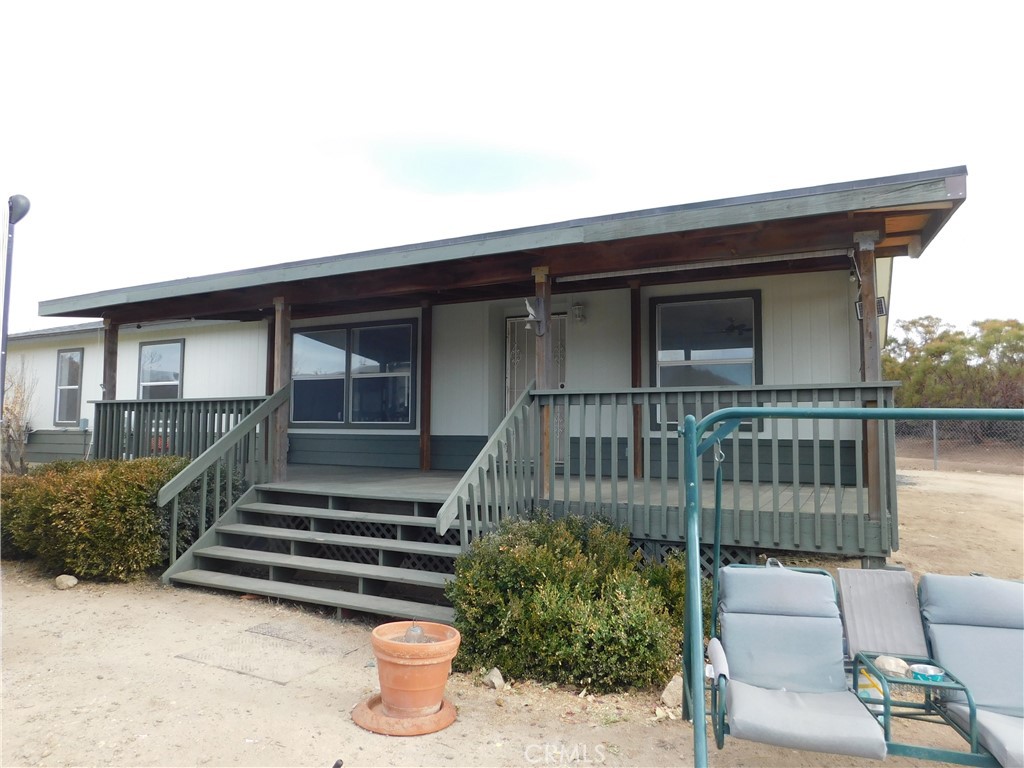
138;340;184;400
54;348;83;425
651;292;761;426
292;321;416;427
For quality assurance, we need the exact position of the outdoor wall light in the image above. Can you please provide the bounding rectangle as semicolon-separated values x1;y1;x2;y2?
571;303;586;323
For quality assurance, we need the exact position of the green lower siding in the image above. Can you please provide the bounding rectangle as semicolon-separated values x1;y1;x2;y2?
570;438;858;485
287;433;855;483
24;430;93;464
287;433;486;471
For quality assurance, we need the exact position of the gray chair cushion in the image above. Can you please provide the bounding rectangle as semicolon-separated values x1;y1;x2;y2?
720;566;847;693
929;624;1024;717
919;574;1024;718
726;680;887;760
721;566;839;617
720;613;847;692
919;574;1024;630
946;703;1024;768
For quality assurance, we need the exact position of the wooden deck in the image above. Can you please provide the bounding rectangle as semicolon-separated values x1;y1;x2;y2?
269;465;465;503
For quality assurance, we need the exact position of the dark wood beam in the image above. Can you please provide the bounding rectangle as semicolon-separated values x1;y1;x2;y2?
630;281;643;479
419;301;433;471
102;319;118;400
272;298;291;482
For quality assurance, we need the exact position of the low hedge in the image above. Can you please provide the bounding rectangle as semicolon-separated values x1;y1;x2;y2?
0;456;192;580
445;514;711;692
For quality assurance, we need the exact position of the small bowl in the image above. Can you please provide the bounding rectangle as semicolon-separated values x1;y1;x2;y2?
909;664;944;682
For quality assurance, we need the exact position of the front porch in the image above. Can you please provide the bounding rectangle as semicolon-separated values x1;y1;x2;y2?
97;381;900;562
124;380;899;621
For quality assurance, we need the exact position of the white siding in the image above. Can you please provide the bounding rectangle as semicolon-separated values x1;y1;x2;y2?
8;320;270;433
431;303;491;436
116;321;268;400
5;330;103;431
563;289;632;390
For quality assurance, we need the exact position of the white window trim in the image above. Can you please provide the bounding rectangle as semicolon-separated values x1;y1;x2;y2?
54;347;84;426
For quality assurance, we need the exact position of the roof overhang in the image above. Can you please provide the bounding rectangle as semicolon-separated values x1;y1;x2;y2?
39;166;966;324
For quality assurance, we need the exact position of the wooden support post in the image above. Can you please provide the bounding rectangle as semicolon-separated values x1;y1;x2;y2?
102;318;118;401
533;267;553;495
855;232;882;522
419;301;433;471
630;281;644;479
272;297;291;482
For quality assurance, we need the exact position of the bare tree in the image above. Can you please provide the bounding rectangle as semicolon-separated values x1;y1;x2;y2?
2;360;36;475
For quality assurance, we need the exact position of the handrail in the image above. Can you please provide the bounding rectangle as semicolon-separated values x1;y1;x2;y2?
681;406;1024;768
436;381;537;538
157;386;289;507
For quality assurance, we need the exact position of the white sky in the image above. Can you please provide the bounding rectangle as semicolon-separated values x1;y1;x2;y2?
2;1;1020;335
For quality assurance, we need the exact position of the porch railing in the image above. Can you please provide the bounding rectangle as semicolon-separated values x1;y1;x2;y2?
530;383;897;556
436;382;898;557
435;382;539;545
92;396;266;460
156;386;290;564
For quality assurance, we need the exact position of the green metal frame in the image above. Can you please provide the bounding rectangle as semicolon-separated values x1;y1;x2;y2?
680;406;1024;768
854;652;998;766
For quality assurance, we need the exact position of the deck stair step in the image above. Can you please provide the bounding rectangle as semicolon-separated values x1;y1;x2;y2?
166;482;462;623
238;501;438;527
195;545;451;588
217;523;460;558
171;569;455;624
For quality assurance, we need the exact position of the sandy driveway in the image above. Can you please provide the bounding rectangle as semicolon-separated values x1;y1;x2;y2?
2;468;1021;768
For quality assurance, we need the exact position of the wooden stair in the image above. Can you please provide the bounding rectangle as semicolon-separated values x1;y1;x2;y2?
166;485;460;623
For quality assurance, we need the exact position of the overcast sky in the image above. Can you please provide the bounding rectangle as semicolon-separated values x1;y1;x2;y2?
2;1;1019;335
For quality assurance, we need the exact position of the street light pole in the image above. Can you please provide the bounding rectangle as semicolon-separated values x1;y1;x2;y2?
1;194;31;409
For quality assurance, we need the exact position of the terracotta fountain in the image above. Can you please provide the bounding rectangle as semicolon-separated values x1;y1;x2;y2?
351;620;461;736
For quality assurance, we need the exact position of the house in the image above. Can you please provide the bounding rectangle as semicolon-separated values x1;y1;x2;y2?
8;166;967;619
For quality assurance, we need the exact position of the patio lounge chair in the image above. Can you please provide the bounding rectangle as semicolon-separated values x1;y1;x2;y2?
706;563;887;760
919;574;1024;768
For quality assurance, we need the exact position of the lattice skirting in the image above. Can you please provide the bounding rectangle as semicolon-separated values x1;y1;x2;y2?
398;528;461;574
631;540;756;576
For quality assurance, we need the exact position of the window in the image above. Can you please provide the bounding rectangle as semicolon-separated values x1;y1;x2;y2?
139;340;184;399
292;321;416;427
54;348;83;425
652;292;761;423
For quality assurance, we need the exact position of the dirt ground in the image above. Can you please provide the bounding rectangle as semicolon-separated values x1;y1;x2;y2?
2;468;1021;768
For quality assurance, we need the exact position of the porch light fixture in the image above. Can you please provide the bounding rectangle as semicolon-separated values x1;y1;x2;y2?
1;195;31;409
571;302;586;323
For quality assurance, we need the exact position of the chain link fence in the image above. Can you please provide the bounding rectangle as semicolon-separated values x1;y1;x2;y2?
894;420;1024;474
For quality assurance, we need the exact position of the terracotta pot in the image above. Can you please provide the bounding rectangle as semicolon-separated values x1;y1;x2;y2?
370;621;461;718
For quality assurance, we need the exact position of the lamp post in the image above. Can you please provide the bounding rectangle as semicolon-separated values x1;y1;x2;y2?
1;194;31;409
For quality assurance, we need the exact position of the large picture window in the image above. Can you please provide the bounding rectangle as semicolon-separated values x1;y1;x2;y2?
139;340;184;400
292;321;416;427
54;348;83;425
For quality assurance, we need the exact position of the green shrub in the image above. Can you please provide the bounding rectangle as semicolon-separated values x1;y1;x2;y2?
644;549;714;633
445;515;686;692
1;456;191;580
0;474;35;559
